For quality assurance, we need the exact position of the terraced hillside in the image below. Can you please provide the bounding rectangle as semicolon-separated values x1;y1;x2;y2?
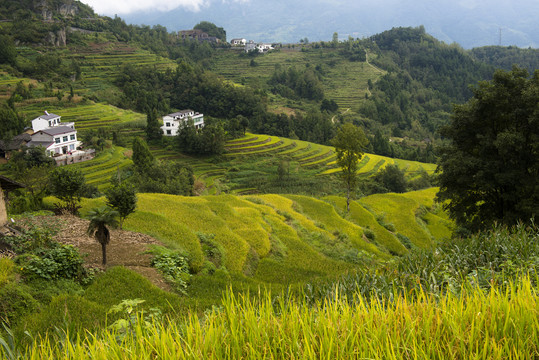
224;133;436;178
1;40;176;133
70;147;133;191
211;48;385;110
68;42;176;95
120;133;437;196
76;189;451;285
20;103;145;131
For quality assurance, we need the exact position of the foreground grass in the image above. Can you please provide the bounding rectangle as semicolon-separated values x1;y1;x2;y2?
5;278;538;359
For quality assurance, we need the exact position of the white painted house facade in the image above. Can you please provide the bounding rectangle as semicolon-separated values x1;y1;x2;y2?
27;112;81;156
161;110;204;136
231;38;246;46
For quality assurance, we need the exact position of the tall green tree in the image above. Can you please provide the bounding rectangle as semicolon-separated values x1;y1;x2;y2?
106;182;137;229
0;104;25;140
145;107;162;142
437;67;539;232
49;167;86;214
0;35;16;66
132;137;154;174
331;123;369;211
86;206;119;265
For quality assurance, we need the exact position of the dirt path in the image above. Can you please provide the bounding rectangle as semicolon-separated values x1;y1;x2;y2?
53;215;172;291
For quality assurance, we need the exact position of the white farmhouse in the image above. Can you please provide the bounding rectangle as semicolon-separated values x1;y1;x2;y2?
161;110;204;136
231;38;246;46
245;42;274;53
257;43;274;52
27;111;81;156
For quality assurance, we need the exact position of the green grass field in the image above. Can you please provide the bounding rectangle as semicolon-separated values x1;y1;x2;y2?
9;277;538;359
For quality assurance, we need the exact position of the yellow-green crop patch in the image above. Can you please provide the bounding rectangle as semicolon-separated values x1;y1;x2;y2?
285;195;381;256
71;189;450;285
324;196;407;255
359;193;433;248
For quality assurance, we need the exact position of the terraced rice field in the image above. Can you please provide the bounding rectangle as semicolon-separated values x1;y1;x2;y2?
69;146;133;190
69;42;176;94
0;72;37;100
225;133;436;180
19;103;145;131
75;189;450;282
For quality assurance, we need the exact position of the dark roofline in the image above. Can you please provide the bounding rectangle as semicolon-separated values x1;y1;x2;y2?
37;126;76;136
0;175;25;191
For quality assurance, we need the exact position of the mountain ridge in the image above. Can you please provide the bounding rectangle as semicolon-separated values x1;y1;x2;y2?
115;0;539;48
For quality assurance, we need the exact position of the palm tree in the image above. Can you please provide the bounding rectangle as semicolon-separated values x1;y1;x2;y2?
86;206;119;265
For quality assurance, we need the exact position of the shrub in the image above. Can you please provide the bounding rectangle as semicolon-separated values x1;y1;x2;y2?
396;233;413;250
363;228;376;242
150;253;191;295
17;244;85;281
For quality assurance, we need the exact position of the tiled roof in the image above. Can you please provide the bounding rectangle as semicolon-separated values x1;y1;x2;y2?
168;110;194;117
0;175;25;190
27;140;54;148
38;113;61;121
39;126;76;136
0;133;31;151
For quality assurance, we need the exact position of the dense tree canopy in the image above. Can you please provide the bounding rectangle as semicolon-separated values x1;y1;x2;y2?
436;67;539;232
193;21;226;42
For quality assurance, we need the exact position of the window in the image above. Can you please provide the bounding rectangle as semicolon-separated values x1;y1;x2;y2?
48;121;52;126
63;136;68;142
166;122;171;127
69;144;75;150
55;138;61;144
166;130;172;135
70;134;75;140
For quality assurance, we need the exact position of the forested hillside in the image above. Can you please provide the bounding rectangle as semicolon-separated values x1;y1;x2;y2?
470;46;539;74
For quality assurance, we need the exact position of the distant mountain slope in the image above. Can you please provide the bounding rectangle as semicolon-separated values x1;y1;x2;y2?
119;0;539;48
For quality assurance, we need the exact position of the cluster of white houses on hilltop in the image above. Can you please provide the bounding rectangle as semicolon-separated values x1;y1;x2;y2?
161;110;204;136
230;38;275;53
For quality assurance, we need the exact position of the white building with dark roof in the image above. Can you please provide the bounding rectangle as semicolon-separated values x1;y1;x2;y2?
161;110;204;136
31;111;75;132
231;38;246;46
27;111;81;156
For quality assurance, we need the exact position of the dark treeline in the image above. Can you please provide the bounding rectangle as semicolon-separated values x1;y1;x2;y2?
268;64;324;101
470;46;539;74
114;62;264;119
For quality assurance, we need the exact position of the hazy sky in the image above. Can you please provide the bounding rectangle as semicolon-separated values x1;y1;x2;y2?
83;0;245;15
